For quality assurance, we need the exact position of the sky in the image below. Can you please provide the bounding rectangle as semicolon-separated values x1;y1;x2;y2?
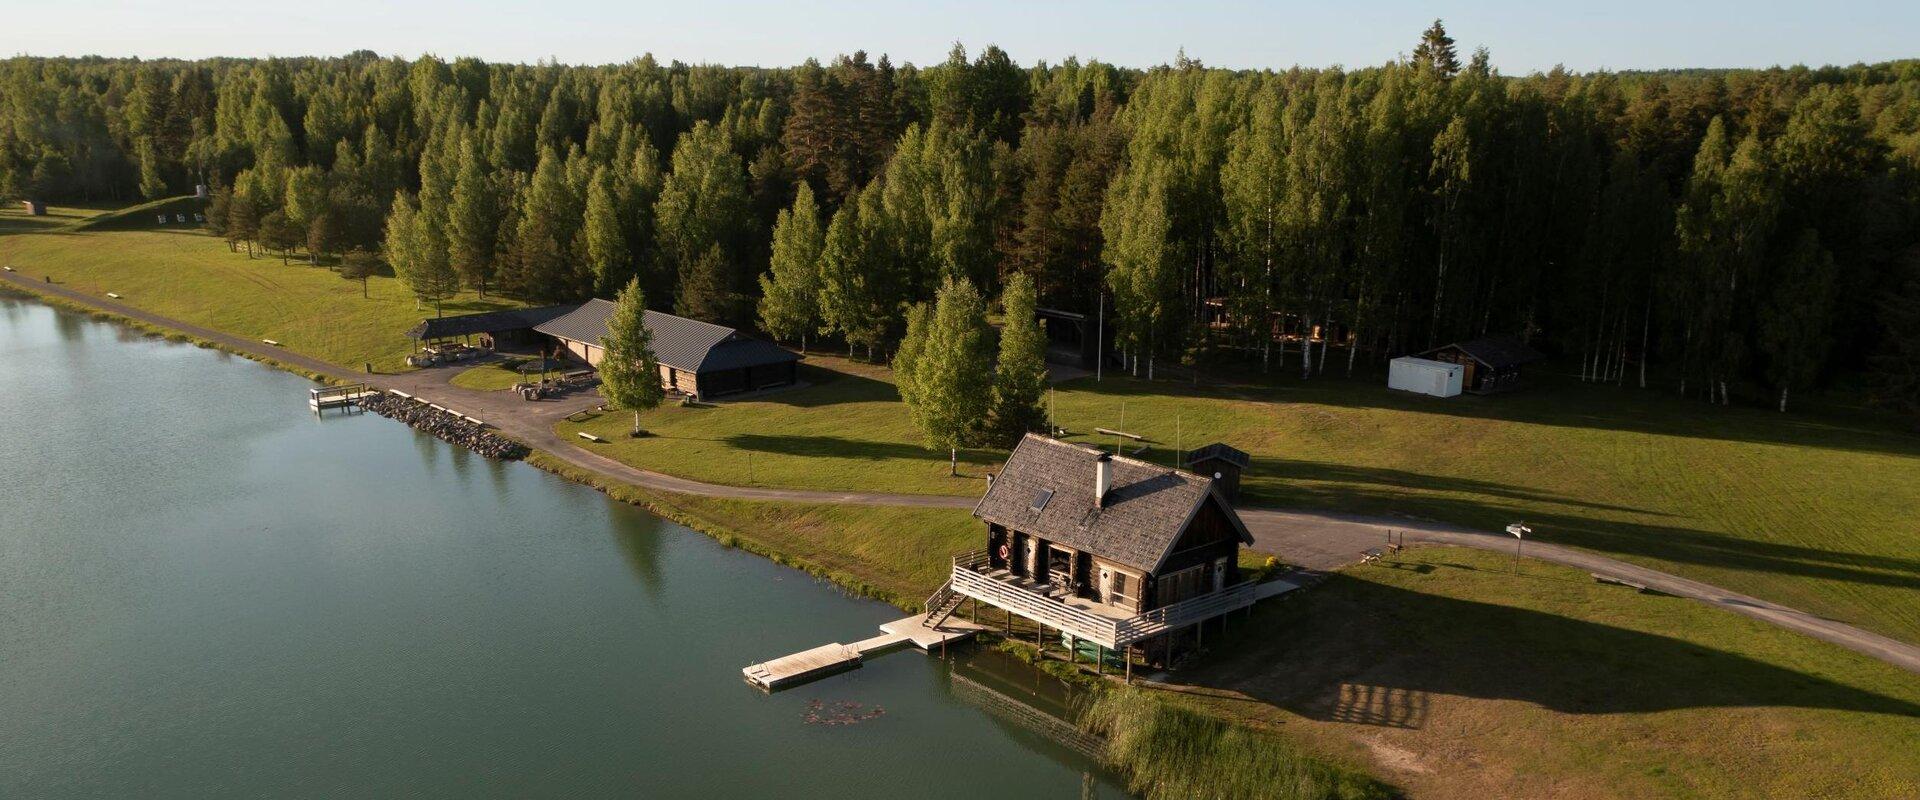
5;1;1916;74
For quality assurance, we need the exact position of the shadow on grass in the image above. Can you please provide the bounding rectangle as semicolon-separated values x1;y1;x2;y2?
722;432;1000;469
1191;568;1920;726
1057;368;1920;458
753;362;899;408
1251;457;1674;518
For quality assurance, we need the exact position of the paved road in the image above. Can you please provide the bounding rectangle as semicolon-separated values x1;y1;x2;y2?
8;270;1916;675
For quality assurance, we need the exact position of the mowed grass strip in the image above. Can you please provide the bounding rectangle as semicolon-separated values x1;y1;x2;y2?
1178;547;1920;800
0;227;516;372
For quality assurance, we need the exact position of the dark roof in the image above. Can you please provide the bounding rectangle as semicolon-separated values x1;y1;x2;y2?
974;434;1253;573
406;304;576;341
535;299;799;373
1184;443;1250;469
1423;336;1546;370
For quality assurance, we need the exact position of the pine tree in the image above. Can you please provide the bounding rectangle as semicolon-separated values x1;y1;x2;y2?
758;182;824;349
259;209;300;264
447;134;500;296
656;121;751;306
306;209;344;266
676;244;740;324
599;277;667;436
1413;19;1461;78
135;137;167;200
894;276;993;475
339;247;378;299
227;190;260;257
990;271;1047;444
583;167;631;296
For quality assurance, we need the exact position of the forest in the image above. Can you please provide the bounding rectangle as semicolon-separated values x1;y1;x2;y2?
3;22;1919;415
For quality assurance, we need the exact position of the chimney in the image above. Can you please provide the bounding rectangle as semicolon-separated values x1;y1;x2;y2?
1094;453;1113;508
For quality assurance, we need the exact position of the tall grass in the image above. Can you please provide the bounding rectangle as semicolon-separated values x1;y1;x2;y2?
1083;690;1392;800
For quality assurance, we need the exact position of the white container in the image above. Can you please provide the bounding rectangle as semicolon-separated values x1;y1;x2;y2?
1388;357;1464;398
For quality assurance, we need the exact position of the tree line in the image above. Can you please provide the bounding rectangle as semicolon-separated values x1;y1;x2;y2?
3;23;1920;415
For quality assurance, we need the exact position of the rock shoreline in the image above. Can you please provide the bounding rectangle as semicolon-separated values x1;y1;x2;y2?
357;393;530;460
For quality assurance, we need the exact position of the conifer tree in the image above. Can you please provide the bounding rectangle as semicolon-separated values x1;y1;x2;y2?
1761;230;1838;412
583;167;631;295
447;134;500;296
1413;19;1461;78
990;271;1047;444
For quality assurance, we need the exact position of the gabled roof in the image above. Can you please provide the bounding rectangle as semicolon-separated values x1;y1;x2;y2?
1184;442;1250;469
974;434;1253;573
406;304;577;341
535;299;799;373
1423;336;1546;370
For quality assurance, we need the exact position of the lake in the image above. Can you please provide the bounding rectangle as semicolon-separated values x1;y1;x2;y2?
0;296;1127;798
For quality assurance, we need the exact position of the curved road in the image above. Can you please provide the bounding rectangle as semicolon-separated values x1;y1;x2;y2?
7;271;1916;675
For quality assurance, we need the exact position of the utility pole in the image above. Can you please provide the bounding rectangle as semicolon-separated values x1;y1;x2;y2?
1095;293;1104;382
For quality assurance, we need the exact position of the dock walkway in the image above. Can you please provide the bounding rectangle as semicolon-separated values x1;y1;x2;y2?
743;613;987;691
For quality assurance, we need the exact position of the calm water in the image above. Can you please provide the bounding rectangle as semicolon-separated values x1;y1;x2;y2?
0;296;1126;798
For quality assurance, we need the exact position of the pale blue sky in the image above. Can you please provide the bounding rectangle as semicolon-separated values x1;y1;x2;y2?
6;1;1915;73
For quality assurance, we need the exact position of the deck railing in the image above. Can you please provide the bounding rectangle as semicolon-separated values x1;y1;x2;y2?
950;550;1258;649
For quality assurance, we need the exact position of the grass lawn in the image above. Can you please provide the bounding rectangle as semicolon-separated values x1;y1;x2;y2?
450;359;536;391
1175;547;1920;799
556;354;1006;496
526;451;979;605
561;358;1920;645
0;226;518;372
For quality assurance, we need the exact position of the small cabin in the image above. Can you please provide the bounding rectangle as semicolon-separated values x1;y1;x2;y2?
22;200;46;216
972;434;1254;616
536;299;800;400
1183;443;1250;502
1418;336;1545;394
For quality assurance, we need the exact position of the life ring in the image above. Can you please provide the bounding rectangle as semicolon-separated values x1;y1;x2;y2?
997;543;1011;562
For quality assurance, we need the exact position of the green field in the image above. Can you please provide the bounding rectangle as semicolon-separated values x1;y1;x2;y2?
0;226;516;372
1181;547;1920;799
450;359;539;391
561;352;1920;644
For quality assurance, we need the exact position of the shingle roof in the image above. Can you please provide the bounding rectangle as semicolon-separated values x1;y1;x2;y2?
534;299;799;373
405;304;577;341
1424;336;1545;370
1184;442;1250;469
974;434;1252;573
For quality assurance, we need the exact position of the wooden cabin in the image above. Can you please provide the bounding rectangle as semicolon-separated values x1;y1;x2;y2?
1418;336;1545;394
967;434;1254;620
1183;442;1250;502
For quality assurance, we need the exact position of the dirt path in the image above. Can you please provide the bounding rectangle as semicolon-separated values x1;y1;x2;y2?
8;271;1916;675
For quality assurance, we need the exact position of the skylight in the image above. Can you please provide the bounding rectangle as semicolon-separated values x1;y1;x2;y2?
1030;488;1054;512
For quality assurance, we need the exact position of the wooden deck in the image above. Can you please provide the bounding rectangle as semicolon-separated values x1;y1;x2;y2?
742;613;988;691
308;384;375;410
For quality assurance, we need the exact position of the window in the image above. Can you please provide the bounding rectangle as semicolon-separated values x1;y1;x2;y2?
1030;488;1054;512
1110;571;1129;601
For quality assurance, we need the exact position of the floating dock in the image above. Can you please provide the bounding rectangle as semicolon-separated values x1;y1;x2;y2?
308;383;376;410
743;612;987;691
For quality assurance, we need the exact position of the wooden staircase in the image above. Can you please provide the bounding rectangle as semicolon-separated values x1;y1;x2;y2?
923;581;964;628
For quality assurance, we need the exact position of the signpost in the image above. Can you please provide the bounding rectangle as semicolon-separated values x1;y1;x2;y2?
1505;523;1531;572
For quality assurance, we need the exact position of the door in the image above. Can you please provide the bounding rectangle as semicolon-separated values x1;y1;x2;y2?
1212;557;1228;592
1099;566;1113;602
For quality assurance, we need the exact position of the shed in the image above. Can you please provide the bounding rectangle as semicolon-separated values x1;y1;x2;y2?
1388;357;1464;398
1183;443;1250;502
22;200;46;216
1419;336;1545;394
536;299;800;400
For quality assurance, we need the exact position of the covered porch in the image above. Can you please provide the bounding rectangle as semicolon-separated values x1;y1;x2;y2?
948;549;1258;654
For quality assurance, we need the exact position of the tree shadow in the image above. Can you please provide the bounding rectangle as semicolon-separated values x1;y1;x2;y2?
1188;570;1920;726
722;432;998;469
753;363;899;409
1058;369;1920;459
1253;457;1675;518
1268;476;1920;593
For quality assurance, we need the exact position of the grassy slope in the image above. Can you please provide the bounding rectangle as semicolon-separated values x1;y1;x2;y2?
450;360;534;391
0;227;515;372
1178;547;1920;800
0;202;112;234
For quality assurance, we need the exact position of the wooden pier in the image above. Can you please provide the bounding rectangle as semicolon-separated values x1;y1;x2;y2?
742;612;987;691
309;383;375;410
